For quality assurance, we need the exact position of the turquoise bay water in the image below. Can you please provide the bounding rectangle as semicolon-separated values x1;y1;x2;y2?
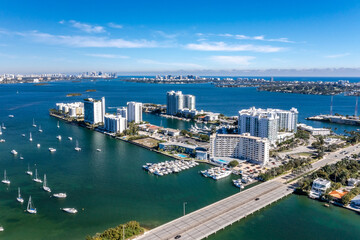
0;79;359;239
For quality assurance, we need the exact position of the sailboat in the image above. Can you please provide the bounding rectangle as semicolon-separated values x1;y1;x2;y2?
33;169;42;183
2;123;6;130
32;118;37;128
29;132;33;142
26;196;37;214
38;125;43;133
26;164;33;176
57;121;60;128
42;174;51;192
75;140;81;151
1;170;10;184
17;187;24;203
0;127;2;135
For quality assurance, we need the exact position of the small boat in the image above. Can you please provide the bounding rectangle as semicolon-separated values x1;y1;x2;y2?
0;127;2;135
2;170;10;184
49;148;56;152
0;226;3;232
33;169;42;183
0;139;5;143
324;203;330;207
11;149;18;155
38;125;43;133
56;135;62;140
53;193;67;198
57;121;60;128
42;174;51;192
29;132;33;142
32;118;37;128
2;123;6;130
8;115;14;118
26;196;37;214
61;208;77;214
20;155;24;160
74;140;81;151
37;143;41;148
96;149;101;152
21;133;25;137
17;187;24;203
68;137;73;141
26;164;33;176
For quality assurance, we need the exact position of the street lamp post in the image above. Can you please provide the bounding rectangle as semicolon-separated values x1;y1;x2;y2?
183;202;187;216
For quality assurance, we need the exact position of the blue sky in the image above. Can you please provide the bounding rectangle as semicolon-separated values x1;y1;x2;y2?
0;0;360;75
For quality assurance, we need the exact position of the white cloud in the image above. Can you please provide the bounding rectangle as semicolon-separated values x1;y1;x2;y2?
186;42;284;53
154;30;178;39
325;53;350;58
25;31;157;48
62;20;105;33
211;33;294;43
209;56;255;65
138;59;202;69
85;54;129;59
108;23;123;29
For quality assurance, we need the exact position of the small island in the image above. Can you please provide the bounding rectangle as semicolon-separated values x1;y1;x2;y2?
86;221;145;240
86;89;97;92
66;93;82;97
34;83;49;86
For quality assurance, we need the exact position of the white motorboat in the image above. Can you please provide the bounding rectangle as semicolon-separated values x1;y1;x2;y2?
33;169;42;183
20;155;24;160
38;125;43;132
32;118;37;128
8;115;14;118
42;174;51;192
74;140;81;151
61;208;77;214
96;149;101;152
68;137;73;141
26;196;37;214
49;148;56;152
11;149;18;155
29;132;33;142
2;170;10;185
37;143;41;148
26;164;33;176
0;139;5;143
21;133;25;137
56;135;62;140
53;193;67;198
0;226;3;231
2;123;6;130
17;187;24;203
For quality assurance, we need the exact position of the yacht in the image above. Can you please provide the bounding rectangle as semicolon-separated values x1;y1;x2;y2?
61;208;78;214
26;164;33;176
20;155;24;160
0;139;5;143
32;119;37;128
33;169;42;183
22;133;25;137
37;143;41;148
53;193;67;198
74;140;81;151
11;150;18;155
8;115;14;118
42;174;51;192
56;135;62;140
38;125;43;133
2;123;6;130
68;137;73;141
2;170;10;184
29;132;33;142
26;196;37;214
49;148;56;152
96;149;102;152
17;187;24;203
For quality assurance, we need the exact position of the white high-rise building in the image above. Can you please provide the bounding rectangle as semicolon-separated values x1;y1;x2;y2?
84;97;106;125
117;107;128;119
104;114;127;133
127;102;142;123
166;90;196;115
209;133;269;165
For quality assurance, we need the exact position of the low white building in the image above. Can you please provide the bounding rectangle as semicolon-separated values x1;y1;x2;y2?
56;102;84;118
104;114;127;133
347;178;360;187
298;123;331;136
209;133;269;165
204;113;220;121
309;178;331;199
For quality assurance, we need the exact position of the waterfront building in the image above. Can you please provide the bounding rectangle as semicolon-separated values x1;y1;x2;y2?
309;178;331;199
209;133;270;165
84;97;105;125
127;102;142;123
117;107;128;119
55;102;84;118
351;194;360;208
297;123;331;136
104;114;127;133
347;178;360;187
166;91;196;115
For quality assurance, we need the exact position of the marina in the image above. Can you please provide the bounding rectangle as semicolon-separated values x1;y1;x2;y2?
143;160;199;176
201;167;232;180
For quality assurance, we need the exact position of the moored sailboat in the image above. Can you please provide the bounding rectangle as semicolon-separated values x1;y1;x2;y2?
26;196;37;214
42;174;51;192
33;169;42;183
75;140;81;151
1;170;10;184
17;187;24;203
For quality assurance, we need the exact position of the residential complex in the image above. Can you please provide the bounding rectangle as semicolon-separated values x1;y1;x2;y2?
84;97;106;125
166;90;196;115
309;178;331;199
238;107;298;143
297;123;331;136
117;107;128;119
127;101;143;123
104;114;127;133
55;102;84;118
209;133;270;165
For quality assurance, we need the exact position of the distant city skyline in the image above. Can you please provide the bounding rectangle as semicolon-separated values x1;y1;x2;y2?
0;0;360;76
